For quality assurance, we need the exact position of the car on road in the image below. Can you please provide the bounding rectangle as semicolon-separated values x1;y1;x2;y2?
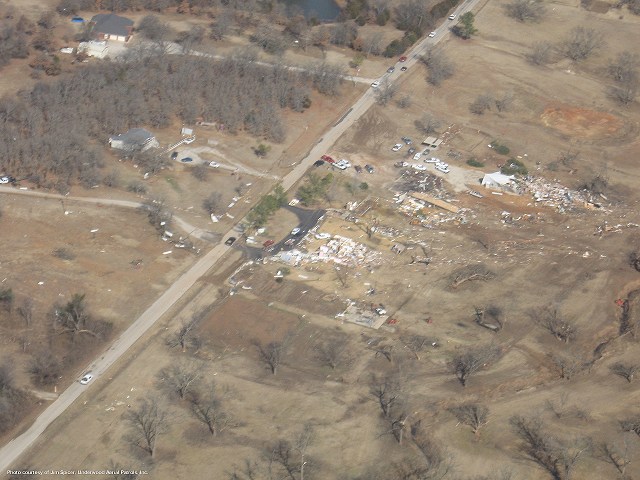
284;238;296;247
263;239;275;249
365;164;375;174
387;66;395;73
391;143;403;152
428;31;436;38
413;152;422;161
402;137;412;145
448;13;456;20
209;161;220;168
399;56;407;62
313;160;325;167
225;237;236;246
321;155;335;163
181;157;193;163
371;80;380;88
400;66;407;71
291;227;302;236
80;373;94;385
413;164;427;171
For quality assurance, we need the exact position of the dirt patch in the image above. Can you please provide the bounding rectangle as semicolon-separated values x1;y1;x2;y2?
198;296;301;349
540;105;625;139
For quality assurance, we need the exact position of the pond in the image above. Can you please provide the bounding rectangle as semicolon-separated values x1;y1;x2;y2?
281;0;342;21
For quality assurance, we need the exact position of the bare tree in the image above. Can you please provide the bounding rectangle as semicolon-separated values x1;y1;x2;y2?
254;339;287;375
607;51;639;83
17;297;35;352
495;92;514;112
608;76;638;105
159;358;203;400
107;461;139;480
375;79;398;106
0;287;13;313
474;305;504;332
123;397;168;458
421;48;455;86
561;26;604;61
137;15;173;43
140;197;173;233
610;362;639;383
414;113;441;135
532;306;577;343
370;372;404;418
510;415;591;480
191;164;209;182
51;293;111;342
450;343;501;387
202;192;222;215
470;94;494;115
629;250;640;272
528;41;554;65
599;437;635;476
406;425;455;479
401;335;435;360
505;0;546;22
295;424;315;480
28;350;61;386
621;415;640;437
396;95;412;109
314;338;349;369
449;403;489;437
189;381;230;436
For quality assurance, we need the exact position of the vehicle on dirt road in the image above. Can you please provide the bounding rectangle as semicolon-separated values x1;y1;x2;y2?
225;237;236;246
181;157;193;163
80;373;94;385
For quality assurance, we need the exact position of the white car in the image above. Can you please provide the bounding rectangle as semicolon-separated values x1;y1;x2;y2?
449;13;456;20
333;161;348;170
291;227;302;236
0;177;9;184
339;159;351;168
315;232;331;240
80;373;94;385
183;136;195;144
413;152;422;161
375;307;387;315
391;144;403;152
428;31;436;38
413;164;427;171
436;164;450;173
371;81;380;88
425;157;439;164
209;161;220;168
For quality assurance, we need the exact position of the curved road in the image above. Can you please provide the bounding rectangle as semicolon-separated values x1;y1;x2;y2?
0;0;481;470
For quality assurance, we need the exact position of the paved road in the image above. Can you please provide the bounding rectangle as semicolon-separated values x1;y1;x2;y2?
0;0;481;470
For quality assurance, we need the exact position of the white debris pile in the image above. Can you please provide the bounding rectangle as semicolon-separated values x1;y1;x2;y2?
520;177;589;212
311;235;381;267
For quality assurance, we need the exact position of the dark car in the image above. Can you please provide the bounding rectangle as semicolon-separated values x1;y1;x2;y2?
401;137;412;145
313;160;325;167
365;164;374;174
399;56;407;62
263;239;275;249
171;151;179;159
387;66;395;73
354;165;363;173
181;157;193;163
401;66;407;71
407;147;416;155
225;237;236;246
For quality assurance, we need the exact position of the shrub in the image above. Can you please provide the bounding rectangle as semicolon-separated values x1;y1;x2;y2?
501;158;528;175
490;141;510;155
467;158;484;167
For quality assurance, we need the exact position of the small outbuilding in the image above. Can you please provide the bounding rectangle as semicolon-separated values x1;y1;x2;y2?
109;128;159;152
421;136;443;149
481;172;516;189
78;41;108;58
90;13;134;42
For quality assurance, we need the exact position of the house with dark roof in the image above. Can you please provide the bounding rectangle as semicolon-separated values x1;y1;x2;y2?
109;128;159;152
90;13;134;42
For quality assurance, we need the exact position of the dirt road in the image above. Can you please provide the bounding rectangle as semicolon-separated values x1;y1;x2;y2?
0;0;482;469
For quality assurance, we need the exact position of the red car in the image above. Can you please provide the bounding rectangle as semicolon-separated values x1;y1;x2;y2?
263;240;275;249
399;56;407;62
321;155;335;163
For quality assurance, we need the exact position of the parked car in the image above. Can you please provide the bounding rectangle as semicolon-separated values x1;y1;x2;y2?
371;80;380;88
171;151;179;159
333;161;348;170
284;238;295;247
183;136;195;144
80;373;94;385
402;137;412;145
436;164;450;173
263;240;275;249
365;164;375;174
354;165;363;173
394;161;409;168
321;155;335;163
387;66;395;73
408;147;417;155
313;160;325;167
392;143;403;152
425;157;439;163
428;31;436;38
315;232;331;240
448;13;456;20
375;306;387;315
399;56;407;62
0;176;10;184
400;66;408;71
225;237;236;246
181;157;193;163
291;227;302;236
413;152;422;161
413;164;427;171
339;159;351;168
209;161;220;168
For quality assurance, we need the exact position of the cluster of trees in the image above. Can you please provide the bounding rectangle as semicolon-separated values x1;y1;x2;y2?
245;185;288;229
0;50;348;188
297;172;334;206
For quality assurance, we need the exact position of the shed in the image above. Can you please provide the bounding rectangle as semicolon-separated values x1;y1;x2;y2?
421;137;443;149
481;172;516;189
